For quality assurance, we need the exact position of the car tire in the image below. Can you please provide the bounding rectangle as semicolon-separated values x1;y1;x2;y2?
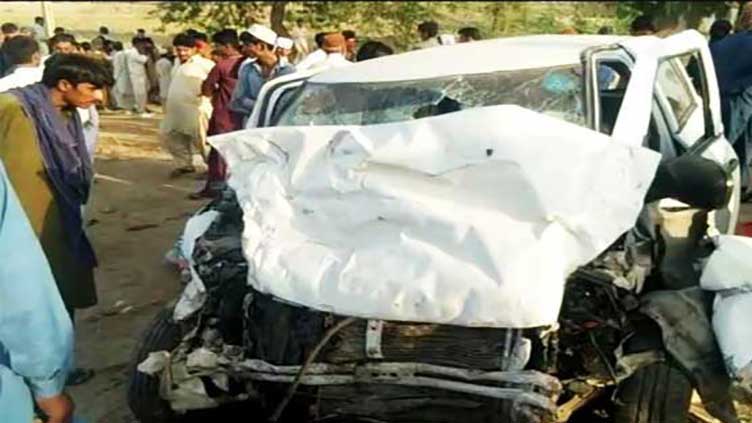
127;306;182;423
612;362;693;423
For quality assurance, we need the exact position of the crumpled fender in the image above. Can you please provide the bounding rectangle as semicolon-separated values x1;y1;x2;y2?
640;287;739;423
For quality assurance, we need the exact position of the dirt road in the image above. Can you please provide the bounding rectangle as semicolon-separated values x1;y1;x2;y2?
68;111;206;423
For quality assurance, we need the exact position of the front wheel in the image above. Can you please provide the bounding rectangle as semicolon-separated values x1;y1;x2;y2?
127;307;182;423
612;362;693;423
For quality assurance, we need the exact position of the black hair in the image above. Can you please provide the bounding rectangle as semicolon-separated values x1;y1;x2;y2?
247;34;274;50
193;32;208;43
173;33;196;48
53;26;65;34
314;32;327;48
356;40;394;61
137;28;145;33
458;27;481;41
113;41;124;51
239;31;253;45
35;17;44;24
99;26;109;35
42;53;114;88
597;26;614;35
212;29;240;49
710;19;733;43
418;21;439;37
80;41;92;51
49;33;76;48
630;15;656;34
1;22;18;35
342;30;356;40
1;35;39;65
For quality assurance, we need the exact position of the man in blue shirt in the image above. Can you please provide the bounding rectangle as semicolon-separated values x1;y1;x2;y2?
0;161;77;423
229;24;294;127
710;7;752;198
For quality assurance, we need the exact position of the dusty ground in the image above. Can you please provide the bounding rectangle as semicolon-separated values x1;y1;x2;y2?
67;111;752;423
67;111;208;423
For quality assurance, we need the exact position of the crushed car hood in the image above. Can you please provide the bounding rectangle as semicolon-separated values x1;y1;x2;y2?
210;105;661;328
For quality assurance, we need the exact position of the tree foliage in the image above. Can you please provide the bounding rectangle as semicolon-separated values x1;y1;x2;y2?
149;2;268;34
150;1;745;51
615;1;736;31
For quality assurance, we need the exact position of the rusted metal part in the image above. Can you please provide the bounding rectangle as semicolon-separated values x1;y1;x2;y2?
555;381;600;422
269;317;358;422
641;288;740;423
152;351;562;415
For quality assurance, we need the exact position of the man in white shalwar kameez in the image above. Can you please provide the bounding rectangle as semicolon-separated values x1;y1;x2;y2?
111;42;132;110
125;37;150;116
161;33;214;177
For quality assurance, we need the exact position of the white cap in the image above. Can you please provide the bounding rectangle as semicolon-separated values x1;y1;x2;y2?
247;24;278;46
276;36;294;50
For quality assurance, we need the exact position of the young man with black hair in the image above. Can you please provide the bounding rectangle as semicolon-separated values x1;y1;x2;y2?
0;35;42;91
48;33;77;55
0;53;113;388
155;47;174;106
342;29;357;61
630;15;656;36
0;23;20;75
111;40;131;110
1;22;19;43
458;27;482;43
415;21;440;49
356;40;394;62
161;32;215;178
31;16;50;56
297;31;328;70
193;31;213;60
125;36;151;116
92;26;113;52
289;18;310;62
191;28;245;199
229;24;294;125
32;16;46;37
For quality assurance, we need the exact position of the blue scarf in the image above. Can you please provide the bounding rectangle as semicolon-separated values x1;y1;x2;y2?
8;83;97;269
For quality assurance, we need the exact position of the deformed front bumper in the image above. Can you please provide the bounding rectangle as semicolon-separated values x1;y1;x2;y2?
139;348;562;418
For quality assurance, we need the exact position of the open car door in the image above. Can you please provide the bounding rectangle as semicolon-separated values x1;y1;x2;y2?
588;30;740;290
590;31;739;237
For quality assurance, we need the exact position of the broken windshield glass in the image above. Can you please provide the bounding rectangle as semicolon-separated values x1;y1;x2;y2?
272;64;586;127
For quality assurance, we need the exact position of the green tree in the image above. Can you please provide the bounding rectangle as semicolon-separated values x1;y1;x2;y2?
616;1;737;32
149;2;267;34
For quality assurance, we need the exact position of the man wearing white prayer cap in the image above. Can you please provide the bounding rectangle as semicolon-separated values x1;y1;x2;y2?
275;36;294;66
229;24;294;125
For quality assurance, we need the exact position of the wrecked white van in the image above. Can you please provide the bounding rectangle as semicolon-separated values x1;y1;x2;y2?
128;31;742;423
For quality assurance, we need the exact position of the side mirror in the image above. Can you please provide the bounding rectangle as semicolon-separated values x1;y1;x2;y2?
644;154;731;209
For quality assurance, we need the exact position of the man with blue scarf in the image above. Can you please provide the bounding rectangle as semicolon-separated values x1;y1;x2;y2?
0;161;78;422
0;53;113;385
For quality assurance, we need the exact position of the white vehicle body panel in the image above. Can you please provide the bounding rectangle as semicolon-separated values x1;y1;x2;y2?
212;105;660;328
198;30;738;327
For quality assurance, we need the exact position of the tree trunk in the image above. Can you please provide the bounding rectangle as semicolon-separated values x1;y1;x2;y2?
270;1;289;37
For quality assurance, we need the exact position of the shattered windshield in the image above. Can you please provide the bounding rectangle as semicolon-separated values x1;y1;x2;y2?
272;64;586;127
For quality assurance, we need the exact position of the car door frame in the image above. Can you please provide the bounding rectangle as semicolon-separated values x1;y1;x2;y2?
585;31;740;235
246;68;324;129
